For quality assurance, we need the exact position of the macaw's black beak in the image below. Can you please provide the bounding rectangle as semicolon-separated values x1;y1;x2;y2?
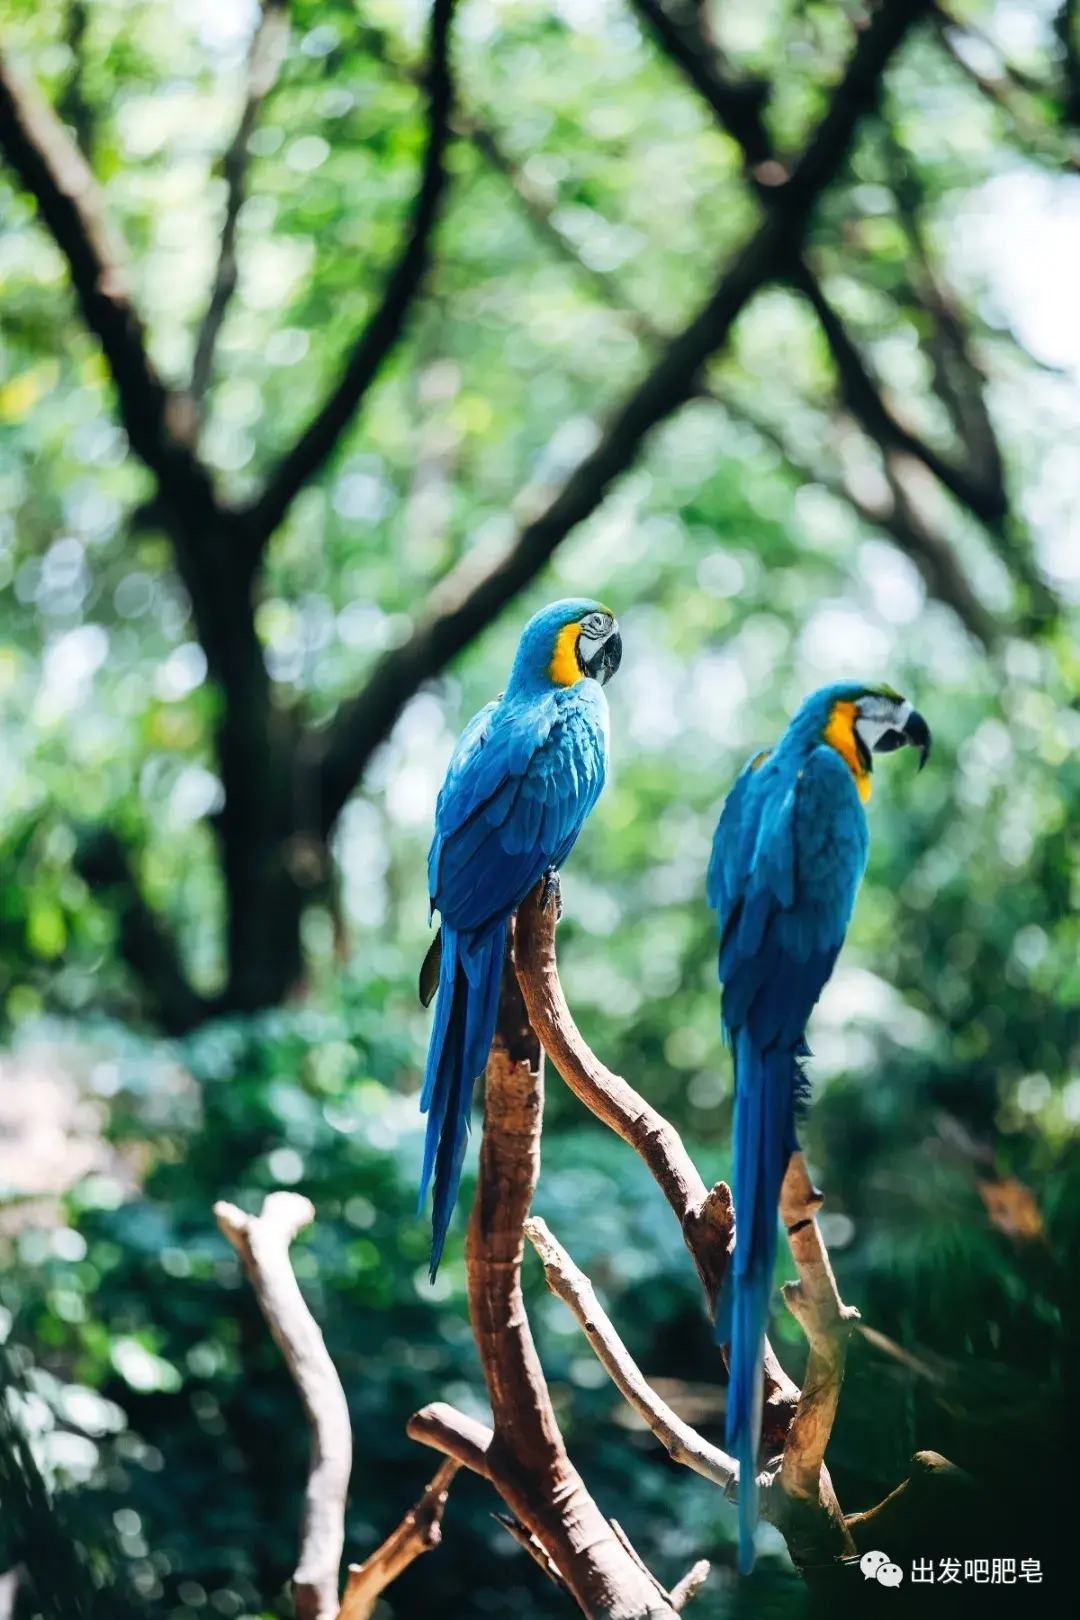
870;707;931;770
904;708;931;771
582;626;622;686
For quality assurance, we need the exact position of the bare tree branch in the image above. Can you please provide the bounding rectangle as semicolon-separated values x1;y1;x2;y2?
524;1217;738;1491
513;884;799;1448
336;1458;458;1620
309;0;929;832
215;1194;351;1620
246;0;457;547
515;889;731;1302
408;1401;494;1474
463;943;678;1618
516;885;865;1570
669;1562;710;1611
776;1155;859;1525
190;0;290;414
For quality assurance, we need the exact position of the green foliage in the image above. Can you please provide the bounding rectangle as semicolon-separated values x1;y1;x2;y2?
2;0;1080;1614
0;1008;750;1616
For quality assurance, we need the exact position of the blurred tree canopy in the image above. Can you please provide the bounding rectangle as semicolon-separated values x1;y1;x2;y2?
2;0;1080;1615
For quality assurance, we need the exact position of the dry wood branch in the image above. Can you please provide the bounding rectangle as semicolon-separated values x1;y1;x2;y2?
773;1153;858;1557
524;1216;737;1491
336;1458;458;1620
215;1194;351;1620
191;0;290;413
247;0;457;546
463;942;678;1618
513;884;798;1446
407;1400;494;1475
669;1561;710;1611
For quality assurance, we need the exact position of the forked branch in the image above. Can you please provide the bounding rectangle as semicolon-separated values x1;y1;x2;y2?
525;1216;736;1492
411;941;679;1618
513;883;799;1445
516;881;858;1568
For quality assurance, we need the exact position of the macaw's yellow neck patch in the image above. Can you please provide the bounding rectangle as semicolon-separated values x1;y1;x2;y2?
549;621;583;687
824;700;872;803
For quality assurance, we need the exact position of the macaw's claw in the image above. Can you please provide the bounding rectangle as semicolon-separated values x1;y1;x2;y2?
540;867;563;920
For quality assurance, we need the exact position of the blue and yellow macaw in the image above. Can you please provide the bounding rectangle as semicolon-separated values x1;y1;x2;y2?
418;599;623;1276
707;682;930;1571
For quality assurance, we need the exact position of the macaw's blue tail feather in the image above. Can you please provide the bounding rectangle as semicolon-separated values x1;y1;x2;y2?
419;923;508;1279
723;1031;798;1574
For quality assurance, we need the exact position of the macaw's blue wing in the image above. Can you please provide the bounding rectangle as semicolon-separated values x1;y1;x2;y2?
711;743;868;1572
421;687;608;1275
707;750;767;936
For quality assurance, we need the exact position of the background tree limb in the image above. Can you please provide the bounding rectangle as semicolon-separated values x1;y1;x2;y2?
244;0;458;549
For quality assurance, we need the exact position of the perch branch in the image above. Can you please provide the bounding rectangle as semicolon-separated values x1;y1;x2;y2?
336;1458;458;1620
190;0;290;412
311;0;928;831
247;0;457;546
513;883;799;1446
773;1153;857;1557
215;1194;351;1620
524;1217;737;1491
463;940;678;1618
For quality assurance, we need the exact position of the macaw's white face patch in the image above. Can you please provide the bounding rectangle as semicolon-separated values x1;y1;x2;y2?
854;692;912;758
